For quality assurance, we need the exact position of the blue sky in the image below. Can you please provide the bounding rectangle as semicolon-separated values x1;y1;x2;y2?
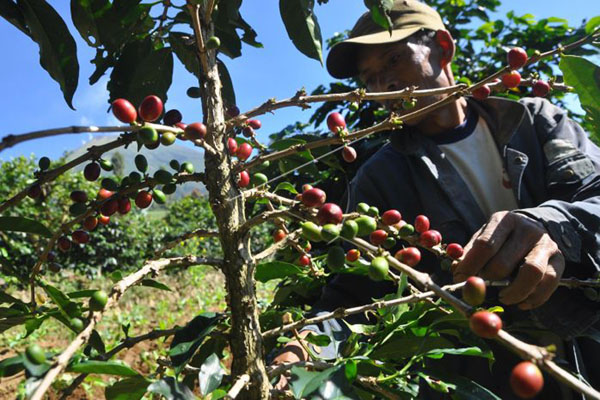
0;0;596;162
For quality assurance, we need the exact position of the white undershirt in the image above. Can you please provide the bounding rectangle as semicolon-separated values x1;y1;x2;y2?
438;116;519;217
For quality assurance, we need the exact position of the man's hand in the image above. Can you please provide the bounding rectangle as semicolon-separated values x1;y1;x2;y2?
452;211;565;310
270;331;311;390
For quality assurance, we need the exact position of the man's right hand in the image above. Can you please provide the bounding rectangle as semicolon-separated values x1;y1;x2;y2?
271;331;311;390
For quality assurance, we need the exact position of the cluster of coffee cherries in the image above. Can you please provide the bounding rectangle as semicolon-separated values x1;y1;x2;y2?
224;106;261;188
472;47;551;100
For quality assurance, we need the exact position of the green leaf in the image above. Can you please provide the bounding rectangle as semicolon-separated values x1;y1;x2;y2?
197;353;224;396
371;334;453;360
141;279;172;292
255;261;303;283
17;0;79;108
169;313;223;374
40;282;81;319
279;0;323;64
217;59;236;107
68;360;139;376
0;216;52;237
424;346;493;360
304;332;331;347
67;289;98;299
274;182;298;194
344;360;357;382
147;377;198;400
364;0;394;33
0;0;30;36
585;16;600;34
0;354;25;378
105;376;152;400
70;0;107;47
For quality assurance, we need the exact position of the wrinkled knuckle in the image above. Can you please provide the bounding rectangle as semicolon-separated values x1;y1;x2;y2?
473;236;495;252
523;260;545;278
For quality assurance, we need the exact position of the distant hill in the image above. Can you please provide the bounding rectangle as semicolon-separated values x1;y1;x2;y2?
67;135;206;198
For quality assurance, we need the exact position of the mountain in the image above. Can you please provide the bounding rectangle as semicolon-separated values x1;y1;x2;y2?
67;135;206;198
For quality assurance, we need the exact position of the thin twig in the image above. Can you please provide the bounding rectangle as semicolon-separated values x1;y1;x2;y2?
224;374;251;399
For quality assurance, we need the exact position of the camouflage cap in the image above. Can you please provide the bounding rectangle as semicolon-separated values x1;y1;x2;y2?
326;0;446;79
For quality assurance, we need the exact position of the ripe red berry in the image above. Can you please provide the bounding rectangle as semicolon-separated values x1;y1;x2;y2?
462;276;486;306
118;197;131;215
238;171;250;187
57;236;71;252
472;85;491;100
414;215;430;233
382;209;402;226
135;190;153;209
227;138;238;155
242;126;254;138
316;203;343;225
247;119;262;129
97;188;113;200
502;70;521;89
420;230;442;247
28;184;42;199
510;361;544;399
327;112;346;134
72;230;90;245
226;105;240;118
112;98;137;123
70;190;88;203
236;143;253;161
185;122;207;141
101;198;118;216
342;146;357;163
83;216;98;231
469;311;502;338
370;229;388;246
84;162;101;181
163;109;183;126
532;80;550;97
139;95;163;122
507;47;528;70
273;229;286;242
298;254;311;266
301;188;326;208
394;247;421;267
446;243;464;259
175;122;187;132
346;249;360;262
98;215;110;225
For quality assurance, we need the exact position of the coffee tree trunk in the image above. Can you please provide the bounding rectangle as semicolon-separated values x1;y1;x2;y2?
198;12;270;400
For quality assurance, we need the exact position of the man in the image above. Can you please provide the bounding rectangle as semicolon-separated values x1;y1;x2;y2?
271;1;600;398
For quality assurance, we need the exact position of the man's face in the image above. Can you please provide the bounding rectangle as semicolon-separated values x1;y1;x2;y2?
356;36;451;123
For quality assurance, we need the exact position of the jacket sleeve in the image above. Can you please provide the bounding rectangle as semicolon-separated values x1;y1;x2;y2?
516;98;600;275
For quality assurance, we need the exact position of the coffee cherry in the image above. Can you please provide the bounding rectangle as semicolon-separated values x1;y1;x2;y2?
349;102;359;111
181;162;194;174
25;344;46;365
38;156;50;171
83;216;98;231
84;162;101;181
144;137;160;150
185;122;207;141
70;317;84;332
98;215;110;225
238;170;250;187
298;254;311;267
507;47;528;70
301;221;322;242
302;184;313;192
247;119;262;129
326;246;346;271
163;109;182;126
206;36;221;50
72;230;90;245
355;215;377;237
69;202;87;217
420;230;442;247
101;178;119;192
101;198;118;216
369;257;389;281
46;251;56;262
226;105;240;118
48;262;61;273
135;190;153;209
346;249;360;262
242;126;255;138
98;188;113;200
340;219;359;239
273;229;286;242
472;85;491;100
394;247;421;267
446;243;464;259
227;138;238;155
367;206;379;217
302;187;326;208
89;290;108;311
175;122;187;132
532;80;550;97
502;70;521;89
356;202;370;214
161;132;176;146
57;236;71;252
370;229;388;246
236;143;253;161
469;311;502;338
382;209;402;226
462;276;486;306
139;95;163;122
138;126;158;145
342;145;357;162
152;189;167;204
320;223;341;242
510;361;544;399
304;241;312;252
118;197;131;215
112;98;137;123
414;215;430;233
383;237;397;249
402;99;417;110
28;184;42;199
327;112;346;134
316;203;343;225
70;190;88;203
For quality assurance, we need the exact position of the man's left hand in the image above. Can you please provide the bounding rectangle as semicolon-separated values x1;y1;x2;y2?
452;211;565;310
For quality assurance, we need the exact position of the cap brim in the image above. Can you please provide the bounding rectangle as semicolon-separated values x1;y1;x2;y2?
326;27;422;79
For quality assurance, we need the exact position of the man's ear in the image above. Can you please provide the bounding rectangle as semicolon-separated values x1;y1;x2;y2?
435;30;455;68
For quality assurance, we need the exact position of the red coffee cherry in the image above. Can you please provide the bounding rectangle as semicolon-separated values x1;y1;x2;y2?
247;119;262;129
98;215;110;225
101;198;119;216
420;229;442;247
462;276;486;306
507;47;528;70
226;105;240;118
97;188;113;200
135;190;153;209
502;70;521;89
382;209;402;226
57;236;71;252
242;126;254;138
185;122;207;141
346;249;360;262
227;138;238;155
394;247;421;267
272;229;286;242
138;95;163;122
472;85;491;100
369;229;388;246
112;98;137;123
238;171;250;188
342;146;357;163
83;216;98;231
469;311;502;338
446;243;464;259
510;361;544;399
236;143;253;161
301;188;326;208
72;230;90;245
316;203;343;225
118;197;131;215
298;254;311;267
414;215;430;233
327;112;346;134
532;80;550;97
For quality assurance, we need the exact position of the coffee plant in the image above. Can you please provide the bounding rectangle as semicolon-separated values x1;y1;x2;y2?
1;1;600;399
